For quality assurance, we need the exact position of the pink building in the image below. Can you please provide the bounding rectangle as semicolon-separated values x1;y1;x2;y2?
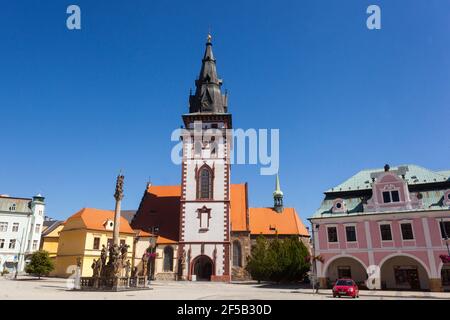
309;164;450;292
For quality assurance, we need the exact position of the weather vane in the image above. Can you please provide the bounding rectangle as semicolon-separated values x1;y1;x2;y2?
207;25;212;42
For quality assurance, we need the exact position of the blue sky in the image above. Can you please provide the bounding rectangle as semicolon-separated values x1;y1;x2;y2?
0;1;449;226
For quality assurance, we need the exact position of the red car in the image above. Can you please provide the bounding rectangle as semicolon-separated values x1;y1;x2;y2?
332;279;359;298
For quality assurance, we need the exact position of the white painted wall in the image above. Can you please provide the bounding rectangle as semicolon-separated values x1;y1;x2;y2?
181;120;230;279
0;196;44;272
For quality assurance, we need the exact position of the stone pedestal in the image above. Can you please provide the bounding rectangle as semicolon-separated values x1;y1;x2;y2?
429;278;443;292
74;267;81;290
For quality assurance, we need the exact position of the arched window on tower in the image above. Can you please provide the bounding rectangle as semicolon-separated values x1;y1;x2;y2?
233;240;242;267
198;166;213;199
163;246;174;272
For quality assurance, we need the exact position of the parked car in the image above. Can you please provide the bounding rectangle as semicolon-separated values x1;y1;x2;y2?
332;279;359;298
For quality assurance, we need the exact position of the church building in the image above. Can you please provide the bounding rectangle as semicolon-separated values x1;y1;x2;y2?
131;35;309;282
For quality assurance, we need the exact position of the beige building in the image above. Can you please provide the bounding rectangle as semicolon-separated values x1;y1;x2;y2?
53;208;151;277
40;220;64;262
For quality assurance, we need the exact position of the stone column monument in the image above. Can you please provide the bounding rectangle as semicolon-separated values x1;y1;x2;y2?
113;173;124;245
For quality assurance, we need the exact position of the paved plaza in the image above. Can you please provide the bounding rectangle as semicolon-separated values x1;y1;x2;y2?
0;276;449;300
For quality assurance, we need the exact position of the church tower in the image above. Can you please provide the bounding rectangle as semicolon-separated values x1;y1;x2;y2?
273;174;284;213
178;34;232;282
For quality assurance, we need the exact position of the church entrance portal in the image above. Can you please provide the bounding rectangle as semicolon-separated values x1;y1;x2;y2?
192;255;213;281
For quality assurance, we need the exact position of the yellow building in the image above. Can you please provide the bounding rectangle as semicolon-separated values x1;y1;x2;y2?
40;221;65;260
54;208;138;277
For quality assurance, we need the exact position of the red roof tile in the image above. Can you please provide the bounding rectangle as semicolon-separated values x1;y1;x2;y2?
249;207;309;236
65;208;135;234
230;184;249;231
131;185;181;242
132;184;308;242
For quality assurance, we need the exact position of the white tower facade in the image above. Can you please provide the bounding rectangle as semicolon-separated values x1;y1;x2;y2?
178;35;232;282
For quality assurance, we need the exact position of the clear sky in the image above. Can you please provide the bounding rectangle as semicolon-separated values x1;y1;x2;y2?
1;1;449;226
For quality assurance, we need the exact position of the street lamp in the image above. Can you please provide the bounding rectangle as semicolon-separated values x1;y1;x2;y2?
310;222;320;294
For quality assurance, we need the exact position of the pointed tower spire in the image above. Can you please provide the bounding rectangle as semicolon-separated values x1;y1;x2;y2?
189;34;228;114
273;173;284;213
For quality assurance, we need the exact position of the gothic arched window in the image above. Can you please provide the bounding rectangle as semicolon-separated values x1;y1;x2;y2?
198;166;213;199
163;246;174;272
232;240;242;267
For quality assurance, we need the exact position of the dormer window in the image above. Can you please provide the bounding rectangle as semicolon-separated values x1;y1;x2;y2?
332;199;346;213
364;166;422;213
444;190;450;206
9;203;16;211
104;219;114;231
382;190;400;203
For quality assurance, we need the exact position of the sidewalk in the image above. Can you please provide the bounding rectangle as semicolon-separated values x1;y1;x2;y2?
291;288;450;299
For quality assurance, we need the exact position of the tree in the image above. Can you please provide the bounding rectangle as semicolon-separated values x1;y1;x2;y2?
25;250;54;279
245;235;270;283
282;237;310;282
246;235;311;283
267;237;285;282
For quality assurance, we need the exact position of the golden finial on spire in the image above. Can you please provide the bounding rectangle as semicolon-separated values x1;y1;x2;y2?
207;33;212;43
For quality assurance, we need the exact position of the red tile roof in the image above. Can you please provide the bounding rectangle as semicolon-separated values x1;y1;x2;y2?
131;185;181;242
230;184;249;231
157;235;178;244
65;208;135;234
249;207;309;236
134;229;154;237
131;184;309;242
